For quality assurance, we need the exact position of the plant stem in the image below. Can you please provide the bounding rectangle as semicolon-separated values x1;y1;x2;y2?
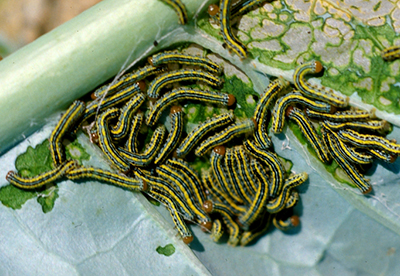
0;0;217;155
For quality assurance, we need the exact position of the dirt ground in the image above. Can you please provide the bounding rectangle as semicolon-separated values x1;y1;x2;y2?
0;0;101;54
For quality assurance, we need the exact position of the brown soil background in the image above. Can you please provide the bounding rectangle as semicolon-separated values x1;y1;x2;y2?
0;0;101;54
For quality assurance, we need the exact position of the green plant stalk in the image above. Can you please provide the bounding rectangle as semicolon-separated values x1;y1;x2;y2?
0;0;217;155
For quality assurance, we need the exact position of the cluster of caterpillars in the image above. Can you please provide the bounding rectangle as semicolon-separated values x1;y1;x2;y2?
6;1;400;246
6;50;307;246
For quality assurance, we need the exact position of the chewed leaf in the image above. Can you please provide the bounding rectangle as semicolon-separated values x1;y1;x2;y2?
1;139;62;212
156;244;176;256
0;185;36;209
199;1;400;115
36;186;59;213
65;139;91;165
223;76;257;119
15;139;53;176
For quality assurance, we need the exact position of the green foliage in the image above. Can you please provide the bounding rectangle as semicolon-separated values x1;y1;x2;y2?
0;139;82;213
15;139;54;176
198;2;400;114
0;185;36;210
156;244;176;256
65;139;90;165
0;139;60;212
36;186;59;213
222;76;258;119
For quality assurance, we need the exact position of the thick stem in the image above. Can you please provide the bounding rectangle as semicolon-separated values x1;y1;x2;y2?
0;0;217;155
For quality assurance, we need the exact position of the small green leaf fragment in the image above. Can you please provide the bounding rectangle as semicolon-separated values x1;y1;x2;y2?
288;121;308;146
373;2;381;11
3;139;62;212
0;185;36;210
334;167;356;188
279;157;293;173
65;139;90;165
150;200;161;206
191;157;210;172
324;159;339;174
0;41;11;57
222;76;257;119
142;127;155;145
197;17;223;43
36;186;59;213
15;139;53;176
184;103;203;123
156;244;176;256
144;193;161;206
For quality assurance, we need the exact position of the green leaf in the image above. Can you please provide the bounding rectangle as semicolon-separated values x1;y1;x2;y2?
0;139;56;210
0;185;36;209
0;139;56;212
197;1;400;123
65;139;90;165
0;137;89;212
156;244;176;256
223;75;258;119
36;186;59;213
15;139;53;176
